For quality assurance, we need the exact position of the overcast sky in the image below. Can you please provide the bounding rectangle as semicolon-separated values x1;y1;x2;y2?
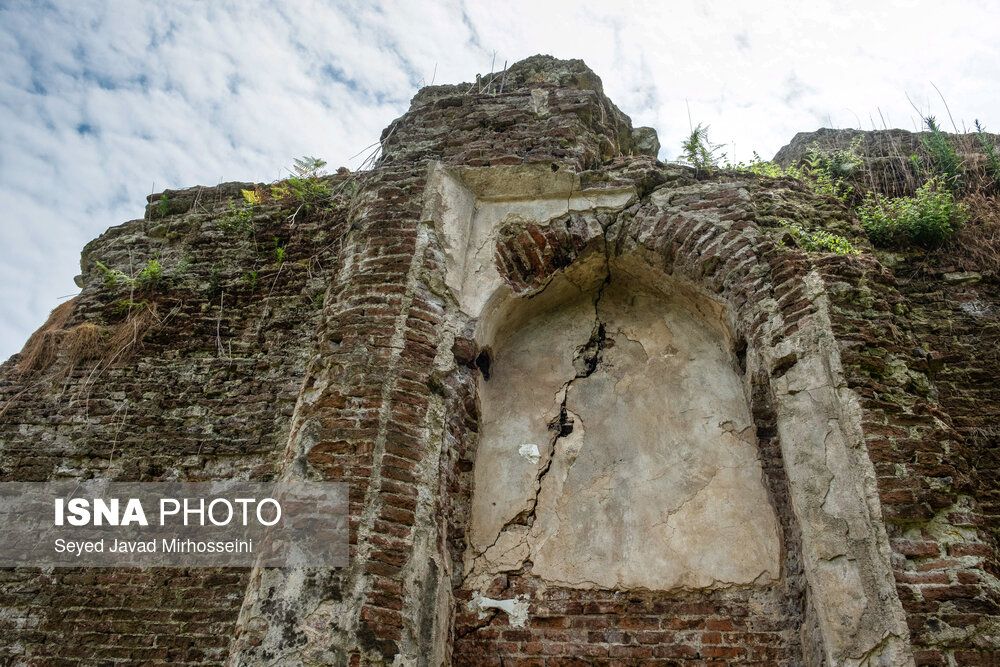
1;0;998;362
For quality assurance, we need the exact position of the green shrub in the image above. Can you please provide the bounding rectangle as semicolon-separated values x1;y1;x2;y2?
95;258;165;291
220;201;256;236
857;177;968;246
218;189;261;236
778;220;858;254
137;258;163;289
805;138;863;179
726;151;804;179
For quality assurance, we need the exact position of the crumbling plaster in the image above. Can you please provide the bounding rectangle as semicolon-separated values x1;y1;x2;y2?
467;276;782;593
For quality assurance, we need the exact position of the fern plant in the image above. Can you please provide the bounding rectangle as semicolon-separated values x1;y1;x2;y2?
802;139;861;202
271;156;332;216
293;156;327;178
680;124;723;176
920;116;963;188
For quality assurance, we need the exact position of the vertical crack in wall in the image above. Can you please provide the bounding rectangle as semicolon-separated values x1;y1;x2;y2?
524;211;615;525
466;262;613;586
532;296;608;522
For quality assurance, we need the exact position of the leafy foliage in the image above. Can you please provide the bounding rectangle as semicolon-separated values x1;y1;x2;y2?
241;188;262;206
137;258;163;289
270;156;333;215
804;138;863;179
273;238;285;266
802;139;862;202
219;201;256;236
94;258;165;291
857;177;968;247
725;152;804;179
726;140;855;202
778;220;858;255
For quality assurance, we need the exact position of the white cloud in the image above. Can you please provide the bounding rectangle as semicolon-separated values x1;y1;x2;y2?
1;0;998;361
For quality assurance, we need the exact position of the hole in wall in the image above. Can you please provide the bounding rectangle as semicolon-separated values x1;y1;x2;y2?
772;352;798;378
735;337;747;375
475;349;492;380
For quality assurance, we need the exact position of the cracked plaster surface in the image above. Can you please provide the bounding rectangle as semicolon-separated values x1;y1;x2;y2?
467;279;781;591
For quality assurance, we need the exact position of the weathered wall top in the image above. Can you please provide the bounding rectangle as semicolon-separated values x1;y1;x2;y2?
379;53;659;169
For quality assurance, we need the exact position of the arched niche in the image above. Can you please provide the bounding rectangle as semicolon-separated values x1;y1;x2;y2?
464;254;782;591
424;162;911;664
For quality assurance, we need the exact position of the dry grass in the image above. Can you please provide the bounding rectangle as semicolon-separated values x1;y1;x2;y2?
63;323;104;367
15;297;161;377
105;302;158;363
949;189;1000;274
15;299;77;373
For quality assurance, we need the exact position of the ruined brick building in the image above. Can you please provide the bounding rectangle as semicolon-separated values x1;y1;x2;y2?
1;55;999;665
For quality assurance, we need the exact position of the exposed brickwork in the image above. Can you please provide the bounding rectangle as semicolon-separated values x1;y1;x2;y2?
0;568;244;664
816;251;1000;663
0;179;348;664
382;56;652;173
453;585;802;665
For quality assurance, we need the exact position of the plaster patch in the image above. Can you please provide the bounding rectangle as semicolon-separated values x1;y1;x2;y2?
518;444;541;464
472;593;529;627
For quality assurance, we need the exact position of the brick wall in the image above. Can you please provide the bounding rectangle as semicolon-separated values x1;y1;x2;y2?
3;55;999;664
0;180;347;664
819;255;1000;665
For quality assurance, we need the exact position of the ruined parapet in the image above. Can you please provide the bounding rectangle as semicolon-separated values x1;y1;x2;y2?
2;55;999;665
774;126;1000;200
